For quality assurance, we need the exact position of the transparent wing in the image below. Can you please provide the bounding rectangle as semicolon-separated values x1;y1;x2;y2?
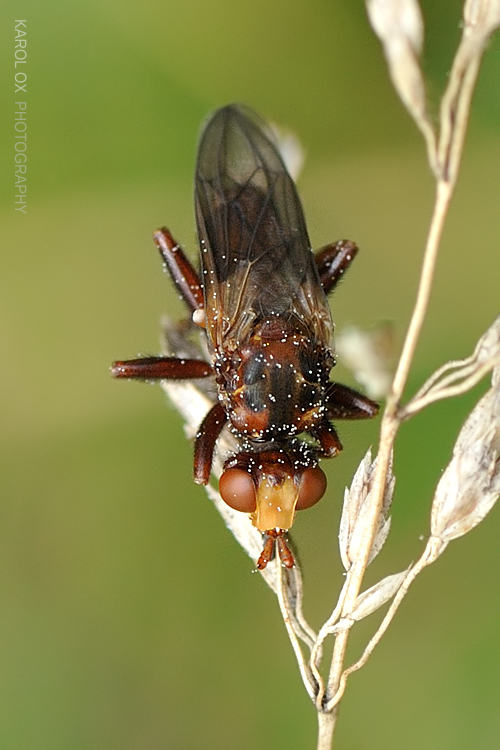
195;104;333;353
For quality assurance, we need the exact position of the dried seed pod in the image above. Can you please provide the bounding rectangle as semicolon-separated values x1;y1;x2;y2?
431;366;500;543
339;448;395;570
348;570;408;624
463;0;500;43
366;0;430;133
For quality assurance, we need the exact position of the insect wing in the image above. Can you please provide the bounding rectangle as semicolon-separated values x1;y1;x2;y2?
195;105;333;353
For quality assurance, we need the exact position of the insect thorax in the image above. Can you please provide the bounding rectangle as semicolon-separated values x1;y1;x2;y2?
214;314;334;440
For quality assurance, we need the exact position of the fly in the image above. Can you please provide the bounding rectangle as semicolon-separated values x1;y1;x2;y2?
112;104;378;570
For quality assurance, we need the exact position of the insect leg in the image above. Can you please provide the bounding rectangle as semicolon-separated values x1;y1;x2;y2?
193;402;227;485
154;227;204;312
256;531;295;570
310;419;343;457
111;356;213;380
315;240;359;295
276;535;295;569
256;535;276;570
325;382;379;420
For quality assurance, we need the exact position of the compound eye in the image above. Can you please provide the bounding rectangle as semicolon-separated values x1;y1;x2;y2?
296;467;327;511
219;468;257;513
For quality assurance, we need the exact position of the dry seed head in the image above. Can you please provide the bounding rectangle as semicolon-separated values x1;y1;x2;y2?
475;315;500;365
431;365;500;542
366;0;429;124
348;570;408;624
464;0;500;38
366;0;423;52
340;449;395;570
436;6;500;183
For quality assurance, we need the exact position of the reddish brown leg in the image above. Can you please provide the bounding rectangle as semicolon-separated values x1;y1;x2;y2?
257;530;295;570
193;402;227;485
111;356;212;381
153;227;204;312
257;535;276;570
315;240;359;295
325;382;379;420
113;228;208;380
311;419;343;457
276;534;295;569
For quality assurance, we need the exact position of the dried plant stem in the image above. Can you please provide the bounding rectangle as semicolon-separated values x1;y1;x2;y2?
322;136;460;718
310;580;349;699
438;45;482;185
403;354;500;417
317;710;336;750
276;564;318;701
327;537;443;710
391;180;453;402
314;6;500;742
324;425;396;703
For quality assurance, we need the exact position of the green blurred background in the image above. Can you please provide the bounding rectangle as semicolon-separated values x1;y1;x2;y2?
1;1;500;748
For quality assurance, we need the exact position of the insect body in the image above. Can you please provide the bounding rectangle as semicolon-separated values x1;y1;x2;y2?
112;105;378;569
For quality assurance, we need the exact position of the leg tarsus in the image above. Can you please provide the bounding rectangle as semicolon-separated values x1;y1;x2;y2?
257;531;295;570
276;535;295;569
311;419;343;457
256;535;275;570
